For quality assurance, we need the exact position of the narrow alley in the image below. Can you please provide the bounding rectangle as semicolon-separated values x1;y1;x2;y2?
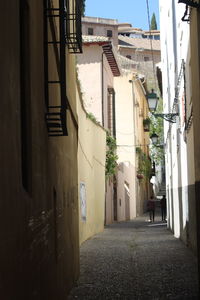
68;213;199;300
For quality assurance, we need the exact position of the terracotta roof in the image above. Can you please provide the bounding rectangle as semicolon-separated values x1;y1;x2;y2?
82;35;120;77
118;35;160;51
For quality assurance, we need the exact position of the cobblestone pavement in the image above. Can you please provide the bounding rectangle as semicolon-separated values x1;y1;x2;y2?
68;214;199;300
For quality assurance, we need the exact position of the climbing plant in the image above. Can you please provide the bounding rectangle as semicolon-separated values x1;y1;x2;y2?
149;98;165;164
86;112;100;125
136;147;152;180
106;132;118;179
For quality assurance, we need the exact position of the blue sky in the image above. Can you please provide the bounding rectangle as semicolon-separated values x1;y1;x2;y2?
85;0;160;30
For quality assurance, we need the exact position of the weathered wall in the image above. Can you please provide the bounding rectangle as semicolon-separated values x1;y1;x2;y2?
77;43;114;128
0;1;79;299
77;90;106;244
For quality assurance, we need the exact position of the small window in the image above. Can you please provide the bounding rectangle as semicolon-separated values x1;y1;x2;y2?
126;55;131;60
88;27;93;35
144;56;150;62
107;30;112;37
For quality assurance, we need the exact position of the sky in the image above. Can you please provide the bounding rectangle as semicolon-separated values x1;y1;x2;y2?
85;0;160;31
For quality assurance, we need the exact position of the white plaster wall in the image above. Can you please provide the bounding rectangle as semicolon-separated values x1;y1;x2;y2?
159;0;190;240
77;44;114;128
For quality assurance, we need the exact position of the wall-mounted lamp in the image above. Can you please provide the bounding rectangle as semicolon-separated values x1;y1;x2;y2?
152;112;179;123
178;0;200;21
150;133;159;145
147;89;159;111
150;133;165;148
178;0;200;8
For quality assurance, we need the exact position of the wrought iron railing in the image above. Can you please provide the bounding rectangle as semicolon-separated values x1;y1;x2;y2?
44;0;68;136
66;0;82;53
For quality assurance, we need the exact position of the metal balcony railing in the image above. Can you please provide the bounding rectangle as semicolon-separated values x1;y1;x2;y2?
65;0;82;53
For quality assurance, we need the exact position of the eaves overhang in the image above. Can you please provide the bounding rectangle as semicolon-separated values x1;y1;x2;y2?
83;36;121;77
102;43;121;77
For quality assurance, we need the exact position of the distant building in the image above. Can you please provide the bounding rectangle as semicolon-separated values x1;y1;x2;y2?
118;23;160;40
118;35;161;90
79;16;153;223
82;16;119;48
82;16;161;90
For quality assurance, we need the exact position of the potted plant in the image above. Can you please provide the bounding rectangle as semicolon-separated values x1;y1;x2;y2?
143;118;151;132
137;173;144;180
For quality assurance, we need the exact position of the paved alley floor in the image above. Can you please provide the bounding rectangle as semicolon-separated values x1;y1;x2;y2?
68;215;199;299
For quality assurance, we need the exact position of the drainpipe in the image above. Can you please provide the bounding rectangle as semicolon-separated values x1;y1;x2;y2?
112;89;116;138
101;51;105;127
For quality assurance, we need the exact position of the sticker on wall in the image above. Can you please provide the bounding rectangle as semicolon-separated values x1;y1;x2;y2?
80;182;86;221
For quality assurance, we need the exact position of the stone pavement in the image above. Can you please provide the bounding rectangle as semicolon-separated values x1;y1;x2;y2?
68;214;199;299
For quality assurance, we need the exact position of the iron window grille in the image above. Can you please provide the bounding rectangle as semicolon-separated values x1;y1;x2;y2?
44;0;68;136
44;0;82;136
65;0;82;53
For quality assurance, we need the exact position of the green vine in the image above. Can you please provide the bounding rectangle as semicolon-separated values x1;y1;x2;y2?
106;132;118;179
149;97;165;164
136;147;151;180
86;112;100;125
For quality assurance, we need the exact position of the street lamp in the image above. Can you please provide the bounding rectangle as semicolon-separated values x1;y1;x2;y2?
150;133;159;145
178;0;200;8
147;89;159;111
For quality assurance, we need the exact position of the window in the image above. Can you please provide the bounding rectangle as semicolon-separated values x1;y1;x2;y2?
88;27;93;35
144;56;150;62
126;55;131;60
65;0;82;53
107;30;112;37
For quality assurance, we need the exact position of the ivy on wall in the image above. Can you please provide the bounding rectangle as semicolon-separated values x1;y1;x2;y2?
136;147;152;180
149;98;165;164
106;132;118;179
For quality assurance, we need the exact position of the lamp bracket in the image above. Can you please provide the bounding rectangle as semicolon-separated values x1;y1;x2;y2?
153;113;179;123
178;0;200;8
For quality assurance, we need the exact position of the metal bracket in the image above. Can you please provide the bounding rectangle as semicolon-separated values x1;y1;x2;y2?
178;0;200;8
153;113;179;123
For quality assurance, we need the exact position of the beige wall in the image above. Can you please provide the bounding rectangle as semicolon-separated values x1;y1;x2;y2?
134;78;151;215
77;42;116;227
77;89;106;244
117;163;136;220
114;73;137;220
0;1;79;298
